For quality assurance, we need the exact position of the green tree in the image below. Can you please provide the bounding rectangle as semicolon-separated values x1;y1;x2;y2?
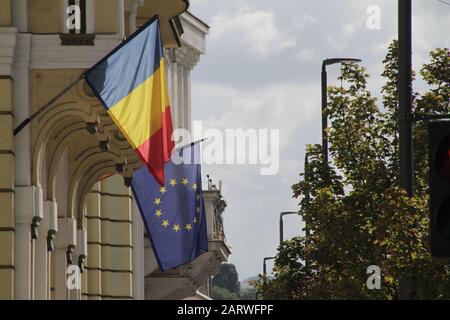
212;264;241;296
212;286;240;300
240;287;259;300
254;43;450;299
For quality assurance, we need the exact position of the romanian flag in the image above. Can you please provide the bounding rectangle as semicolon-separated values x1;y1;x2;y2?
85;16;174;184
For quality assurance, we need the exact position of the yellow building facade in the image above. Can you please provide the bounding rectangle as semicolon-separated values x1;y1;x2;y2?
0;0;229;300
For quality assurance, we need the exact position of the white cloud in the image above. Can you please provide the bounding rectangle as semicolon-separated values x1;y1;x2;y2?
413;10;450;53
210;7;297;58
292;13;319;30
342;24;356;37
296;47;316;62
326;35;348;52
192;82;319;149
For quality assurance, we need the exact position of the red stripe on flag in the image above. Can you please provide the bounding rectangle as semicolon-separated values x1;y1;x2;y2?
135;106;174;185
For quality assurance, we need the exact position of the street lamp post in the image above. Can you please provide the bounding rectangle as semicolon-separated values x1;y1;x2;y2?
398;0;413;197
279;211;298;246
398;0;415;300
260;256;276;299
321;58;362;165
263;256;276;278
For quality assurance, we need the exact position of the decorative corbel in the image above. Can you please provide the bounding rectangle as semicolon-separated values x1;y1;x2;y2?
86;120;99;135
45;201;58;251
66;244;75;265
31;216;42;239
78;254;86;273
47;229;57;252
99;139;110;152
124;176;133;187
116;162;125;173
76;230;87;273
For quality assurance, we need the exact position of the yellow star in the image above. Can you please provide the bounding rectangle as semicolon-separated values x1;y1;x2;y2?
196;194;201;200
162;220;170;228
154;198;161;205
160;186;167;194
182;178;189;185
185;224;192;231
155;209;162;217
173;224;180;232
193;217;197;224
196;206;201;213
192;183;198;190
169;179;177;187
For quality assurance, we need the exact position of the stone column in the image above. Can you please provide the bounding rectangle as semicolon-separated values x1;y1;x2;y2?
0;12;17;301
34;220;49;300
85;0;95;34
34;201;57;299
184;67;192;132
86;183;102;299
100;175;133;300
168;46;201;132
74;229;87;300
169;60;180;130
12;0;27;32
12;5;31;188
14;186;43;300
12;27;35;300
0;76;15;300
59;0;68;33
124;0;143;36
48;203;58;299
54;217;76;300
177;64;185;129
117;0;125;37
131;197;144;300
203;191;219;241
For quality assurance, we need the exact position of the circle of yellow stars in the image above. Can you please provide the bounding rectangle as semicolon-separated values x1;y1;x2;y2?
152;178;201;233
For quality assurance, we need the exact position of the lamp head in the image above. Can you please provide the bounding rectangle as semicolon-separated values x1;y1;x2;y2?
280;211;298;216
323;58;362;67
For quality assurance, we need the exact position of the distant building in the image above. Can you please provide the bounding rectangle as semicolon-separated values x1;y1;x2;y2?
0;0;230;300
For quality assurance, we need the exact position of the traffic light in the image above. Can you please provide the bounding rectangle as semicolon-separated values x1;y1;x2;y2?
428;121;450;257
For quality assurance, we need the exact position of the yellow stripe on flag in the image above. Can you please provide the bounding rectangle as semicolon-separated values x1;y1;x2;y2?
107;59;170;149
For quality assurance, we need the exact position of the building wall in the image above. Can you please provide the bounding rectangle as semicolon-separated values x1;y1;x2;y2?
0;0;12;26
0;0;220;300
95;0;119;33
29;0;61;33
0;77;14;300
98;176;133;299
0;0;15;299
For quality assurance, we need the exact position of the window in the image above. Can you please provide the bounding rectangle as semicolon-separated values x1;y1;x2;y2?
61;0;95;45
68;0;86;34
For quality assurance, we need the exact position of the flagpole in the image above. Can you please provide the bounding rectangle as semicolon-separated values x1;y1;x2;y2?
14;73;86;136
175;138;208;151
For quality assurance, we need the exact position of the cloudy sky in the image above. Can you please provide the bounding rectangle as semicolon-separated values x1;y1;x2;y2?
188;0;450;280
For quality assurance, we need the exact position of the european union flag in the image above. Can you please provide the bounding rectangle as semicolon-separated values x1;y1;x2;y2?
131;142;208;271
